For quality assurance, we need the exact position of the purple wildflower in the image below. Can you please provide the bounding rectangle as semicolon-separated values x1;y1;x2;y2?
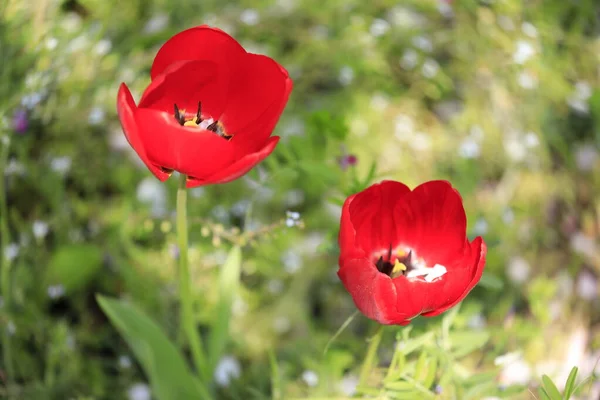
338;154;357;170
12;109;28;134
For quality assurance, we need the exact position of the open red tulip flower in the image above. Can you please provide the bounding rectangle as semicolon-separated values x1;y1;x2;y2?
338;180;486;325
117;26;293;188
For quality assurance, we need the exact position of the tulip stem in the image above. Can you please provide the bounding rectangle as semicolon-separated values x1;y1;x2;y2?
358;324;384;391
177;174;210;387
0;136;15;394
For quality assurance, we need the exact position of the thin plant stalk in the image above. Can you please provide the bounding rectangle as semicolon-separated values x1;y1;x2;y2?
0;136;15;394
177;173;209;385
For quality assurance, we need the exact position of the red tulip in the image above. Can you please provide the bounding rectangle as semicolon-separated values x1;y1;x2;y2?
338;180;486;325
117;26;293;188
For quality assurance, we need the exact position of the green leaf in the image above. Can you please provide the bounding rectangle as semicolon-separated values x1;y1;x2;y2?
207;246;242;376
563;367;578;399
46;244;103;293
96;295;206;400
449;331;490;358
541;375;563;400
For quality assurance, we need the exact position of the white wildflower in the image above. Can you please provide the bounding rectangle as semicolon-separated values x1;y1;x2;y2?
4;243;19;262
32;220;49;240
421;58;439;78
214;356;241;387
370;18;390;37
339;374;359;396
127;383;151;400
302;370;319;387
143;14;168;34
240;9;260;26
282;250;302;274
50;156;72;175
88;107;105;125
338;66;354;85
507;256;530;284
513;40;536;64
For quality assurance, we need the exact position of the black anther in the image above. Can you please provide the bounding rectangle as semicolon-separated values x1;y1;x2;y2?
195;101;202;124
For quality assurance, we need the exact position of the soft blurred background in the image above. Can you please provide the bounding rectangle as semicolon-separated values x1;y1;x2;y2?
1;0;600;399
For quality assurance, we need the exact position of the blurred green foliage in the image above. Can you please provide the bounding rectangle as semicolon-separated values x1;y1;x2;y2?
1;0;600;399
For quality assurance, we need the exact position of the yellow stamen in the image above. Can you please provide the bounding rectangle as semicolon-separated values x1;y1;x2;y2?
183;120;198;127
392;259;407;275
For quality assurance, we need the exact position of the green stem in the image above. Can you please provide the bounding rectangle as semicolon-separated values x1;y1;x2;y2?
358;324;384;390
177;174;210;387
0;136;15;390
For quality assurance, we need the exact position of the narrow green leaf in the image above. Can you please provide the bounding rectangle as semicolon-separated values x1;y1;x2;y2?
539;388;552;400
207;246;242;376
563;367;578;399
414;351;428;382
449;331;490;358
397;332;435;356
362;160;378;186
96;295;206;400
385;381;420;391
422;356;437;389
269;350;282;400
542;375;563;400
570;375;593;397
462;381;498;400
323;310;358;355
441;304;461;340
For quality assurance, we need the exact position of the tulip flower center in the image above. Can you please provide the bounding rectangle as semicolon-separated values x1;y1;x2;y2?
375;245;447;282
174;102;232;140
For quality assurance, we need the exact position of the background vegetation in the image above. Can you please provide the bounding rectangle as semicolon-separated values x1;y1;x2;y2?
1;0;600;398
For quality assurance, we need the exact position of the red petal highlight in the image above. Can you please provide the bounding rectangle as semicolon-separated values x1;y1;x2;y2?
348;180;411;255
421;237;486;317
150;26;246;81
220;54;291;134
116;83;171;182
139;60;227;118
395;180;468;266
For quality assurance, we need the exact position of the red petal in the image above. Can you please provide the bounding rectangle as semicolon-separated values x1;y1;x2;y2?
150;26;246;81
338;258;413;325
116;83;171;182
134;108;235;179
220;54;291;134
338;194;367;261
348;180;411;255
185;136;279;188
139;60;228;118
227;70;293;154
395;180;468;266
421;237;486;317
